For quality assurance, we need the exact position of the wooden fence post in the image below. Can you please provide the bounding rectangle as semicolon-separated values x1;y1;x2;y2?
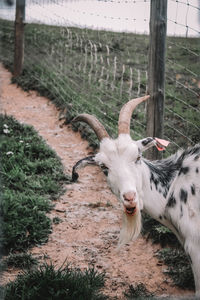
146;0;167;159
13;0;25;77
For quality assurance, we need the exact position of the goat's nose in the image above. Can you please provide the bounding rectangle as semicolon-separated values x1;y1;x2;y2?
123;191;136;202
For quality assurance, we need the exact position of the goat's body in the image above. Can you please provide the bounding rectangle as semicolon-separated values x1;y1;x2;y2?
141;145;200;295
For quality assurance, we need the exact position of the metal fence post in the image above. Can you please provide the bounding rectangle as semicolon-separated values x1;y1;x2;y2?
146;0;168;160
13;0;25;77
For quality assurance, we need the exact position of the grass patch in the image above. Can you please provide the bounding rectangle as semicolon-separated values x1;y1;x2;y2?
3;252;38;269
4;263;107;300
157;248;194;290
0;114;69;252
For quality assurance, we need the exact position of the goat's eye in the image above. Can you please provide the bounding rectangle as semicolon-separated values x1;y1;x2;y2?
136;155;141;163
100;164;109;176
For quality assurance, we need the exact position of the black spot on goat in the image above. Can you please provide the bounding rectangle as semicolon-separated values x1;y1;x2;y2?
180;189;188;204
178;166;189;176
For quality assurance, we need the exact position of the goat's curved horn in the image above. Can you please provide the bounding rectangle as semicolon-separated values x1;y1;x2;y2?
118;95;150;135
71;155;96;182
72;113;110;141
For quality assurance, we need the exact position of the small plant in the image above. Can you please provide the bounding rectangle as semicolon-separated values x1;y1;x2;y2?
4;263;107;300
125;283;154;299
52;216;62;224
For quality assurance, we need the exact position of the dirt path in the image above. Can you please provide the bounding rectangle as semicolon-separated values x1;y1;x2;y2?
0;64;193;299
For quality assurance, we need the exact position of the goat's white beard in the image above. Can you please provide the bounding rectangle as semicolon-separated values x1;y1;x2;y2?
118;209;142;248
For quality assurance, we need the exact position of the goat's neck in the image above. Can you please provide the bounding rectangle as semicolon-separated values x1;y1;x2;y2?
140;158;177;222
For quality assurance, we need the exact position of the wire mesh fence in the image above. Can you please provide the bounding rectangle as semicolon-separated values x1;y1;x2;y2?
0;0;199;154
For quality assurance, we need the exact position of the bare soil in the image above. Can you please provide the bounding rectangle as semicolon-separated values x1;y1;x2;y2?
0;64;193;299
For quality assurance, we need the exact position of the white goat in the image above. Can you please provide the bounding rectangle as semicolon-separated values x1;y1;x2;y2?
72;96;200;296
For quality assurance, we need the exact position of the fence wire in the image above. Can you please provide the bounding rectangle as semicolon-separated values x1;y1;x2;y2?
0;0;199;153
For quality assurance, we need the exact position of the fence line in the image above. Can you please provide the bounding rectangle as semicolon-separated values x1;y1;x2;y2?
0;0;199;154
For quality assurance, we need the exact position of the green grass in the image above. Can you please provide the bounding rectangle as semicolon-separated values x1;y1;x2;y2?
3;263;107;300
0;114;69;252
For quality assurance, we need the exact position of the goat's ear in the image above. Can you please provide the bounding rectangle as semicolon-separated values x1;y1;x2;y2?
71;155;96;182
136;137;170;153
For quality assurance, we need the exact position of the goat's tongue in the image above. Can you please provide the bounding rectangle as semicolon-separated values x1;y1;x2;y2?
125;207;136;216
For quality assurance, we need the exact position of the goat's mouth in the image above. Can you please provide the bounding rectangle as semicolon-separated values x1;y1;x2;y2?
124;206;137;216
